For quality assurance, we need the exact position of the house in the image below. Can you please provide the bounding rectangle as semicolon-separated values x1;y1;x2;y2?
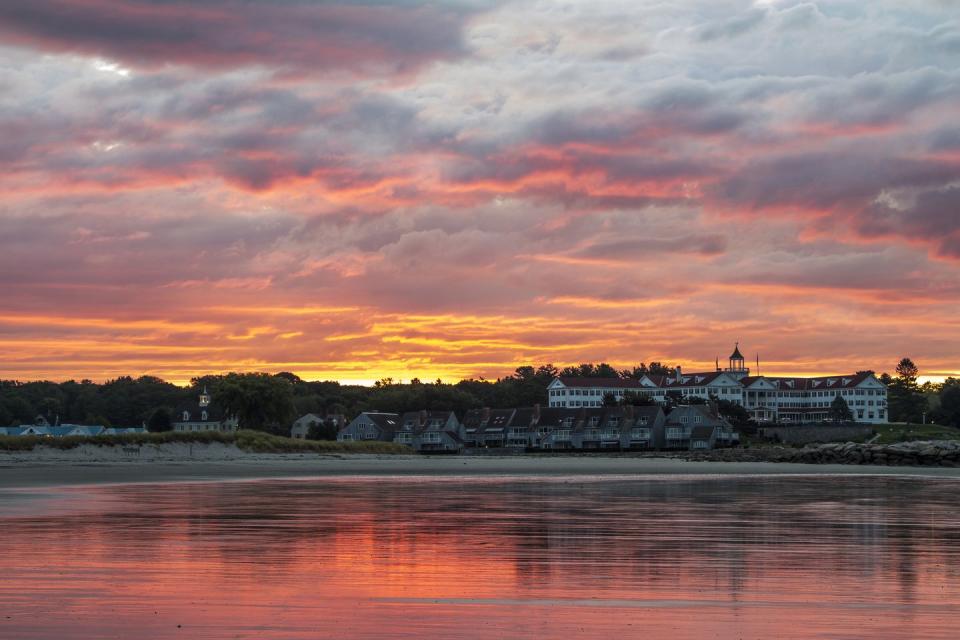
505;407;538;449
171;387;238;433
462;408;515;448
537;407;580;450
621;405;666;449
0;425;146;437
395;410;462;452
337;412;400;442
290;413;345;440
664;405;736;450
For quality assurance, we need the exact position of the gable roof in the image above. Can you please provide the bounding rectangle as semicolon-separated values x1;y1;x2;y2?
763;372;878;391
555;377;645;389
691;425;717;440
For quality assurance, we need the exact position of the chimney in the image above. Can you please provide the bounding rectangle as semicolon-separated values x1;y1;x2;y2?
533;403;541;422
482;407;491;422
675;365;682;379
625;405;634;419
419;409;427;426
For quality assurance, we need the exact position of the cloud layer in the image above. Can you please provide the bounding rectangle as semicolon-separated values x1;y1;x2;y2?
1;0;958;383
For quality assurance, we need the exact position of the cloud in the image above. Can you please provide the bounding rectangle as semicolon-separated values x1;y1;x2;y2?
1;0;959;382
0;0;490;75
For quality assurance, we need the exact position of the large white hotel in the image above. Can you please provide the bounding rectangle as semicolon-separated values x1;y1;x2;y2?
547;344;889;424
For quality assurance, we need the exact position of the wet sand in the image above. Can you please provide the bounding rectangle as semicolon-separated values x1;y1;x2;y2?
2;454;960;488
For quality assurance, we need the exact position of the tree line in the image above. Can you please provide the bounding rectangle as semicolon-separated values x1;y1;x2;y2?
2;358;957;435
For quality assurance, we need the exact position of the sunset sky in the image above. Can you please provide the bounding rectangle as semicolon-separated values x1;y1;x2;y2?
1;0;958;385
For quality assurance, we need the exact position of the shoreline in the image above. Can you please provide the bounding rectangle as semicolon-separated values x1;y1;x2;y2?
2;454;960;489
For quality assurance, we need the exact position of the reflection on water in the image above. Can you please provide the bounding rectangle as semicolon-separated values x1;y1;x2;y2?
1;476;959;639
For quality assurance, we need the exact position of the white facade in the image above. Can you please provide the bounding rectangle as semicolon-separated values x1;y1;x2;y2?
548;346;889;425
547;378;646;408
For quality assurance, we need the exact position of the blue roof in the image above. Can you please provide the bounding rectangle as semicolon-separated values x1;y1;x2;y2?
0;425;145;437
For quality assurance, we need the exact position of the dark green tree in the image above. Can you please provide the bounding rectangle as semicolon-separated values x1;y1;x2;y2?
887;358;927;423
936;384;960;427
716;399;752;428
147;407;173;432
620;391;656;406
829;396;854;423
306;419;339;441
213;373;296;434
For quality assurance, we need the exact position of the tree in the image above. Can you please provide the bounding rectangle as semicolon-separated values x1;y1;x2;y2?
829;396;854;423
306;419;339;441
895;358;919;385
647;362;672;375
214;373;296;434
887;358;927;423
147;407;173;432
716;399;752;428
937;385;960;427
602;392;618;407
620;391;656;406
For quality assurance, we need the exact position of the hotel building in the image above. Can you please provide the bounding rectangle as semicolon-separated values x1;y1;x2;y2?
547;344;888;424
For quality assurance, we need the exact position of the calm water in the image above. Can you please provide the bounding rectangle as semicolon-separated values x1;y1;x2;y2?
1;475;959;639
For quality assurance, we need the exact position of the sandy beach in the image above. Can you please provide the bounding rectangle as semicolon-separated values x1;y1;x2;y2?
2;454;960;489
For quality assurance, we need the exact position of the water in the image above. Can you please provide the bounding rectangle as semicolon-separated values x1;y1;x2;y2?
1;475;959;639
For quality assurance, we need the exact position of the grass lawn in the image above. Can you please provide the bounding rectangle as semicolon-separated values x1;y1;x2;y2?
0;429;412;454
870;423;960;445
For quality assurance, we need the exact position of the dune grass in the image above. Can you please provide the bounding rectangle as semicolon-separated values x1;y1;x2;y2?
871;423;960;445
0;430;411;454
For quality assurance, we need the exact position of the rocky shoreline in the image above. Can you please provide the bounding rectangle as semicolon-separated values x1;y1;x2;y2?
681;440;960;467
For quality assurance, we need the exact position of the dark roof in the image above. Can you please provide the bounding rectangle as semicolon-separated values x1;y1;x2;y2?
398;410;455;433
632;405;663;421
666;405;729;427
763;372;877;391
172;401;227;423
691;425;716;440
508;408;536;429
556;377;645;389
659;371;726;389
533;407;582;427
350;412;400;437
462;408;515;434
730;343;744;360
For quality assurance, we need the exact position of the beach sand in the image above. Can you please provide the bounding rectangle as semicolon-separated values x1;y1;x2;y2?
2;454;960;488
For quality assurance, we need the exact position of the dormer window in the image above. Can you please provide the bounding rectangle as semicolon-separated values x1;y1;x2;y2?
201;411;208;421
183;411;190;421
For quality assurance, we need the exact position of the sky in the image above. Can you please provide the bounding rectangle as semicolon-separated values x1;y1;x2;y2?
1;0;958;385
